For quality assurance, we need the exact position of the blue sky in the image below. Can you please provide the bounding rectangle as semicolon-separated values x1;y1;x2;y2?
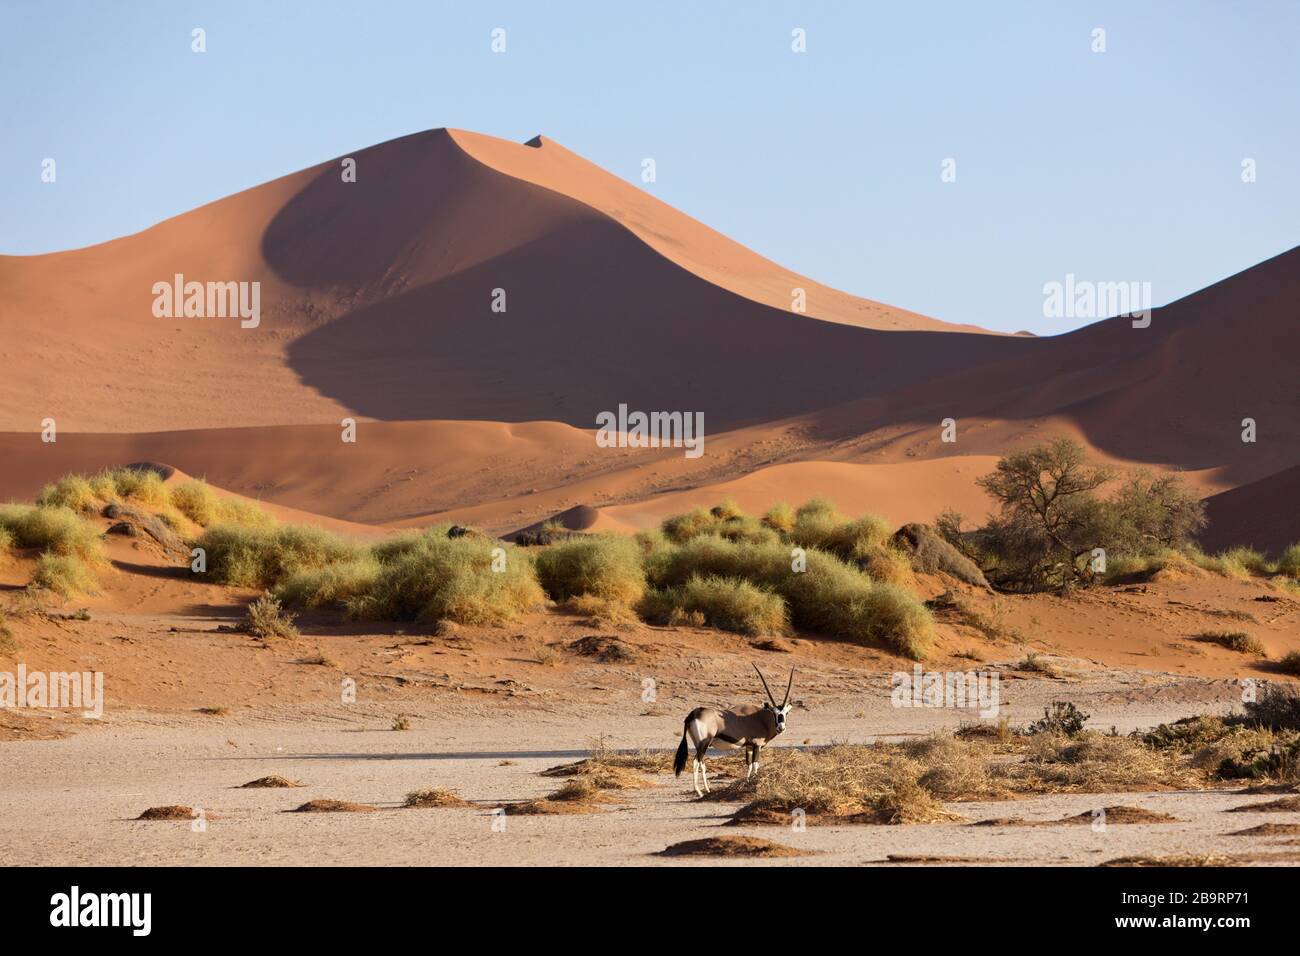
3;1;1297;333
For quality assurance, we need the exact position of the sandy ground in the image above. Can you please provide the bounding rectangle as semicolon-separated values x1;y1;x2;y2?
4;663;1297;867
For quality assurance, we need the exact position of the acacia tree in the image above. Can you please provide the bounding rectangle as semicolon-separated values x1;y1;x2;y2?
974;438;1115;589
969;438;1206;590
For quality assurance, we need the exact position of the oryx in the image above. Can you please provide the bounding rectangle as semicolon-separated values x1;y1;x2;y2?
673;664;794;797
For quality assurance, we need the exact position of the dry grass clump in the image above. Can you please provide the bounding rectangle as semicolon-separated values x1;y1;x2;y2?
240;775;301;788
661;500;778;546
1002;732;1201;793
641;575;787;636
347;528;543;625
761;502;796;533
566;633;639;662
543;738;671;781
31;553;99;597
533;534;646;604
716;744;965;825
1101;854;1237;867
39;468;171;513
199;523;362;588
1228;823;1300;837
1275;651;1300;677
270;526;544;626
403;788;473;808
658;836;809;858
562;594;641;628
1276;544;1300;579
169;479;274;529
1197;630;1267;657
0;504;104;563
643;534;933;658
137;805;201;820
243;594;299;639
505;777;615;815
288;799;374;813
1225;796;1300;812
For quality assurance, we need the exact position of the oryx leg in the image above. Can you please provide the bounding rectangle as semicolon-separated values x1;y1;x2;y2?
752;744;761;776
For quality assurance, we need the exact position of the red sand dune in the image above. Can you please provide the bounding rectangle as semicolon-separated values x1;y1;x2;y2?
1;128;1296;549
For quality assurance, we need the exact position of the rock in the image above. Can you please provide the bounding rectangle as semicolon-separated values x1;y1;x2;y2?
892;523;990;589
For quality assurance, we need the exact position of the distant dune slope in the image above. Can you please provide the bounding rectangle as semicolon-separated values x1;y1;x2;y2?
0;128;1002;434
1;128;1296;550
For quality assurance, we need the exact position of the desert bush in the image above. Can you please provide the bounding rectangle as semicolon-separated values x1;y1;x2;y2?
533;534;646;604
244;593;299;638
1276;543;1300;579
36;475;99;512
1027;701;1090;737
644;535;932;658
346;528;543;625
1140;716;1235;752
169;479;274;529
1277;651;1300;677
1237;684;1300;732
0;504;104;562
761;502;795;533
641;575;787;636
968;440;1206;591
0;527;13;563
197;523;362;588
101;467;169;508
1197;630;1266;656
660;502;776;546
273;557;381;609
31;554;99;597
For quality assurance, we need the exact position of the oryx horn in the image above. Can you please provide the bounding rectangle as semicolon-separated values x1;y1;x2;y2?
782;668;794;708
752;663;777;707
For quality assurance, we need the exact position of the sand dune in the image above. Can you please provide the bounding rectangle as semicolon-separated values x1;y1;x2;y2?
1;127;1296;550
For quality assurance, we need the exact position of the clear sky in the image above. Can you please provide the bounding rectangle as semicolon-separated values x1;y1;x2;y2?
3;1;1297;333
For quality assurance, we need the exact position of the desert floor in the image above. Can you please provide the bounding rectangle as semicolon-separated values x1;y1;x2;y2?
3;636;1297;867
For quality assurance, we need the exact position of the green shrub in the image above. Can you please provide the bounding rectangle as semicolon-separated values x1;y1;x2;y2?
346;529;543;624
273;557;380;609
32;553;98;597
170;479;274;528
533;535;646;604
761;502;795;533
1216;547;1272;578
1277;543;1300;579
88;468;170;509
0;504;104;562
0;527;12;563
659;501;777;546
643;535;933;659
661;508;718;544
197;523;362;588
641;575;787;635
36;475;99;512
